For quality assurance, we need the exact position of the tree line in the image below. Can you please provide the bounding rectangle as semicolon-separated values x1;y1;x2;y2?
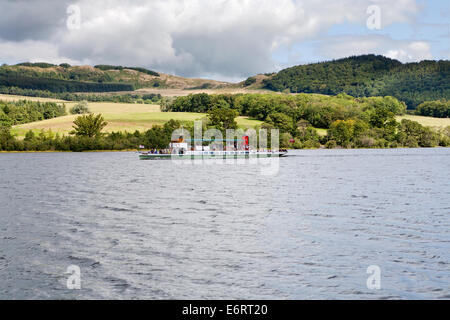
1;92;449;152
164;92;450;148
0;115;182;152
0;100;66;126
94;65;159;76
0;86;162;104
415;100;449;118
0;74;134;93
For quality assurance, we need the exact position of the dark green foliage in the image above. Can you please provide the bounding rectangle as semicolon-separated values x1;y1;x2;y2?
262;55;450;108
168;93;214;113
0;86;162;104
127;67;159;77
0;100;66;126
415;100;449;118
16;62;56;68
328;119;369;147
0;119;185;152
143;120;180;149
0;74;134;93
396;119;441;147
0;125;15;150
243;77;257;87
208;107;238;131
94;65;159;76
265;113;295;135
164;92;446;149
94;65;124;71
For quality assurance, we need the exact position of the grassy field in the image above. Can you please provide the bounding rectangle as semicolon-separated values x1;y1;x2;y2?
396;115;450;128
9;99;263;137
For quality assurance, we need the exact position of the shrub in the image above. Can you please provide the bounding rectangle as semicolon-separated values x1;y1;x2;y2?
243;77;257;87
325;140;337;149
70;101;90;114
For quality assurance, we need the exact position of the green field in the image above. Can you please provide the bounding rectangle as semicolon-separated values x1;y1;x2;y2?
9;98;263;137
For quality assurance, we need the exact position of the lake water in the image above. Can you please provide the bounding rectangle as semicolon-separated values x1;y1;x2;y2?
0;148;449;299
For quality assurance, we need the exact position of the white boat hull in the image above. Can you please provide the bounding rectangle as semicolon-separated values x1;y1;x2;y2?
139;150;287;160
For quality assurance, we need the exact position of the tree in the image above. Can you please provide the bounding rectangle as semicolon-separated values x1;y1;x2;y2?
70;113;107;138
328;120;356;147
265;113;294;134
207;106;238;131
0;124;13;150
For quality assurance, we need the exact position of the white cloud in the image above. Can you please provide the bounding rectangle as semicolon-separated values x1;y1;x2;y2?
0;40;80;65
317;35;432;62
385;41;432;61
0;0;425;79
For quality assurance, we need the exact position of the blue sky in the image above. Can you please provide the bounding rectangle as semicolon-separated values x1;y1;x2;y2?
272;0;449;70
0;0;448;81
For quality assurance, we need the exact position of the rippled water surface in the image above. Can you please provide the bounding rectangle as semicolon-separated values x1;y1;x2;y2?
0;148;449;299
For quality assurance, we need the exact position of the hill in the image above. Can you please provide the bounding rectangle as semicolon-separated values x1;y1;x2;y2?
260;55;450;108
0;63;230;93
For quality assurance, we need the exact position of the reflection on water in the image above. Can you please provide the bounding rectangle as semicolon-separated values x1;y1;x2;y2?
0;148;449;299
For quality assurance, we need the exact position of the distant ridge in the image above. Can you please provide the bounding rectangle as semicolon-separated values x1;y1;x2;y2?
0;62;229;93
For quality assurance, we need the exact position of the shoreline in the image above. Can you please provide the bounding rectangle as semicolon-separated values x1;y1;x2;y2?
0;149;139;153
0;146;447;154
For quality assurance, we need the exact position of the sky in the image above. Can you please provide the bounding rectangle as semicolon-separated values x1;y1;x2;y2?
0;0;448;81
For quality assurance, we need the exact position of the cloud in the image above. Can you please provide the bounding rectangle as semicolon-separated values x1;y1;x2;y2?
0;0;71;41
0;40;80;65
0;0;430;80
317;35;432;62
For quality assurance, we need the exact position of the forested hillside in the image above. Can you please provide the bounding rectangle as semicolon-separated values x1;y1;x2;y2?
262;55;450;108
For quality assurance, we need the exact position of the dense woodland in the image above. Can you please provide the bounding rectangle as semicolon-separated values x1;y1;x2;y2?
0;100;66;126
0;74;134;93
262;55;450;108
